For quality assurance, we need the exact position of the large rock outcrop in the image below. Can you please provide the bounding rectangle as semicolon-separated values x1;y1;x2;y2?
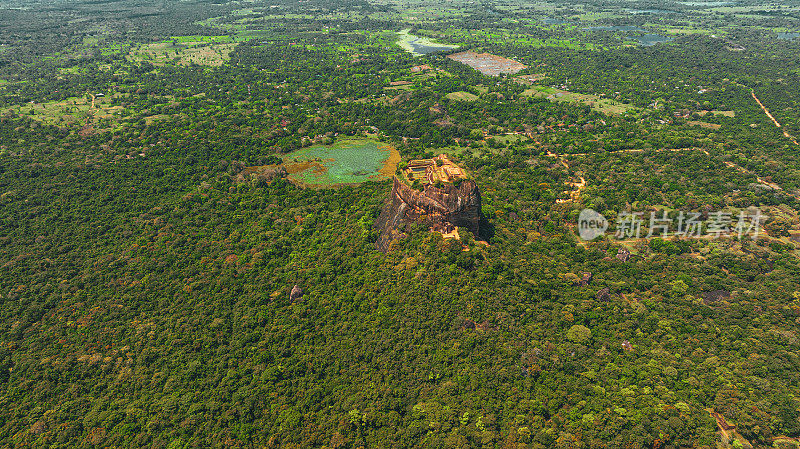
375;177;482;252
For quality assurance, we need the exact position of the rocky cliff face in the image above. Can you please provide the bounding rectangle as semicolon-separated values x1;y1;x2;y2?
375;177;482;252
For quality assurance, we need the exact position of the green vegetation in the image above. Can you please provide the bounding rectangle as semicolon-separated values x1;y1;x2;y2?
446;91;479;101
522;85;638;114
396;28;459;56
2;0;800;447
0;95;125;129
127;39;236;66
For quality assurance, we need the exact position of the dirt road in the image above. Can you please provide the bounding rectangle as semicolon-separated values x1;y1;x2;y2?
750;89;799;145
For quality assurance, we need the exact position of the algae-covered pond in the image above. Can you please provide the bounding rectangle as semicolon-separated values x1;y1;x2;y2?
283;139;400;187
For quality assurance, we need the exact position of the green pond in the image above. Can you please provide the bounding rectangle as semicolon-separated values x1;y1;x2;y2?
283;140;398;187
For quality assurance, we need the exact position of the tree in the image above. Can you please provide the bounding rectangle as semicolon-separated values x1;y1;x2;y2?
566;325;592;344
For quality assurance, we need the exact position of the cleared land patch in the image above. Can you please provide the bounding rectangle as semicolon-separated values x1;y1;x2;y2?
698;110;735;117
1;95;125;129
522;85;636;114
128;38;236;66
686;120;722;129
447;51;526;76
384;82;414;91
446;91;479;101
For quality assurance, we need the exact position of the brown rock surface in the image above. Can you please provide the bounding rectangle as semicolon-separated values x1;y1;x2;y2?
290;285;303;302
596;287;611;301
375;177;482;252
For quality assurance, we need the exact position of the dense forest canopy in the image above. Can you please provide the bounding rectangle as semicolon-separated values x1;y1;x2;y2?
1;0;800;447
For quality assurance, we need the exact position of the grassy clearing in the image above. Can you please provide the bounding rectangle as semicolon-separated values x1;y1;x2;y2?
686;120;722;130
431;146;473;158
99;43;127;56
128;38;237;67
446;91;479;101
0;95;126;129
58;67;81;76
697;110;735;118
384;83;414;91
522;85;636;114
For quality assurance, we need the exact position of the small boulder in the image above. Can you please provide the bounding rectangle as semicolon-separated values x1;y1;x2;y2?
700;290;730;305
289;285;304;302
